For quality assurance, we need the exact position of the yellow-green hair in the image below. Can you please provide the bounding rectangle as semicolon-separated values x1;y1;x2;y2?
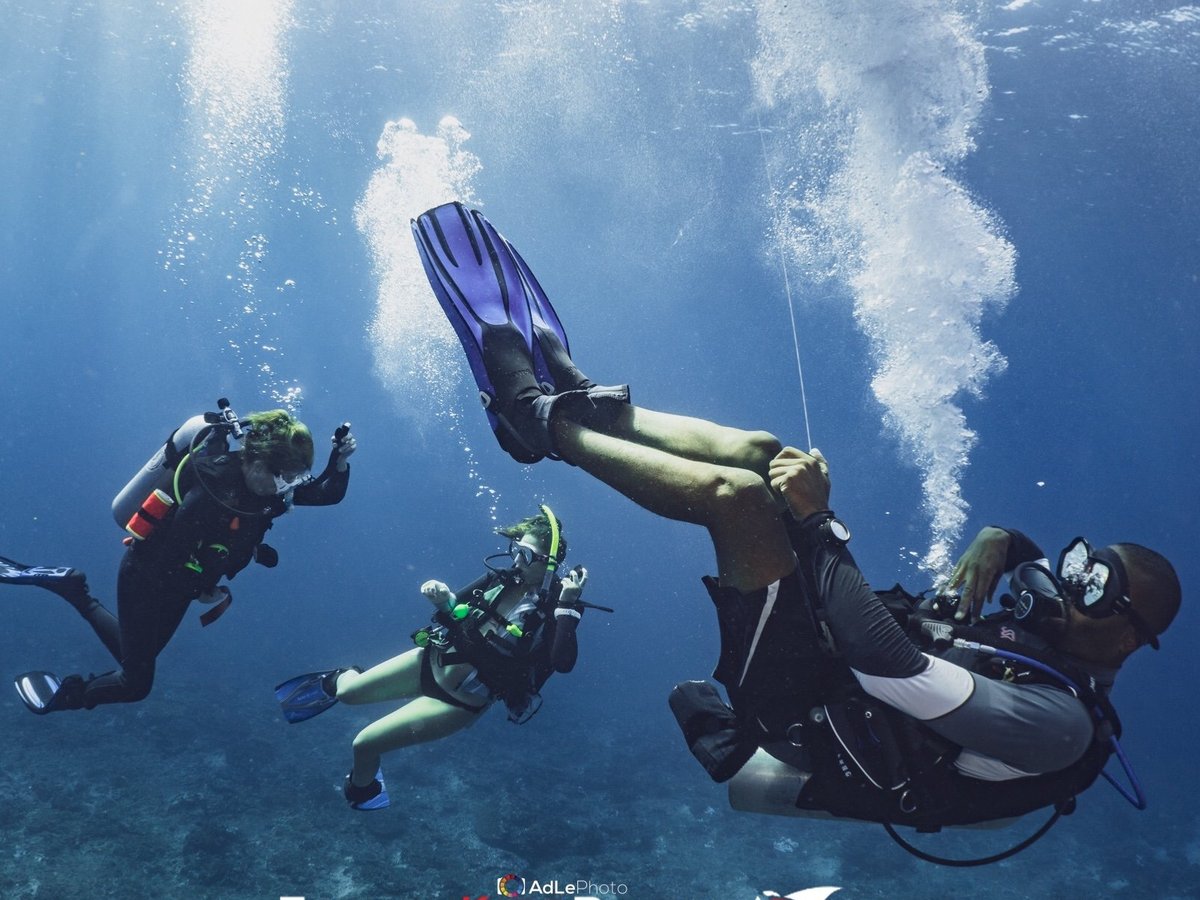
242;410;314;473
497;512;567;562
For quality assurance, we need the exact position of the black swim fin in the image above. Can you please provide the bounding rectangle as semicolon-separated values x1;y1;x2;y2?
274;667;357;723
14;671;87;714
0;555;89;603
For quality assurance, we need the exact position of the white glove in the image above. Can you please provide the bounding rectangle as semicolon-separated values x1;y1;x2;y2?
558;566;587;608
334;430;357;472
421;580;455;609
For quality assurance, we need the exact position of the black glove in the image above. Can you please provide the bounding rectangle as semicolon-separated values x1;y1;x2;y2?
254;543;279;568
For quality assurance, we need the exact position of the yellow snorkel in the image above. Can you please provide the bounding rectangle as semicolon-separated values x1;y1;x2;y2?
538;503;561;602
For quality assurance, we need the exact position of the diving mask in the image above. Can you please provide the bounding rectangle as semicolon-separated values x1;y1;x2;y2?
509;538;549;569
1057;538;1159;649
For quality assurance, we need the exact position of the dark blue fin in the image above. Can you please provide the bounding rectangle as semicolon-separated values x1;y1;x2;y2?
413;202;552;463
344;766;390;811
0;555;88;602
411;201;534;395
506;237;575;390
274;670;341;723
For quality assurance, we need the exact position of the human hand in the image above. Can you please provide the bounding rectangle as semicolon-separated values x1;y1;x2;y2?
333;424;356;472
421;579;455;608
944;526;1011;623
768;446;831;518
558;566;588;609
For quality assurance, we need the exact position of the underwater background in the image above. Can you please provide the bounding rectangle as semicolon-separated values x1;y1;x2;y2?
1;1;1197;897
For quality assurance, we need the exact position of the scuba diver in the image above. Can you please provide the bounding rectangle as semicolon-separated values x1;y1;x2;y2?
408;201;1182;861
1;400;356;713
274;507;603;811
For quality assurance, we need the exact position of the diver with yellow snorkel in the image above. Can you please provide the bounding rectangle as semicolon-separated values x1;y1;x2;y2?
275;505;607;811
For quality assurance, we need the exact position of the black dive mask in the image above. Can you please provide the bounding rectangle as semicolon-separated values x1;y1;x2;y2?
1009;562;1070;640
1057;537;1160;650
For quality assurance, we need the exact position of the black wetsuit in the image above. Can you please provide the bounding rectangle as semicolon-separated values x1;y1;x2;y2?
692;515;1106;824
65;451;349;707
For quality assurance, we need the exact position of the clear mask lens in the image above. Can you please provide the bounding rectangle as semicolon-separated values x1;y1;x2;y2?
508;540;545;568
1058;539;1112;610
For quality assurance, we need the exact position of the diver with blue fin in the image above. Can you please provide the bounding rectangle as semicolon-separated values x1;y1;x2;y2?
411;201;1181;863
275;506;605;811
3;399;357;713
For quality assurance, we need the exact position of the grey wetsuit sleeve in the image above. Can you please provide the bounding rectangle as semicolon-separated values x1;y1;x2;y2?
788;514;926;679
925;676;1095;774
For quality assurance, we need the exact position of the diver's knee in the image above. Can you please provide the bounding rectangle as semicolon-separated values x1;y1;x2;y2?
122;669;154;703
732;430;783;473
708;467;775;520
351;729;374;754
334;669;364;704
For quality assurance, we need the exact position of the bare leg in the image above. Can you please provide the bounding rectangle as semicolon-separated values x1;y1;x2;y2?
335;649;422;705
603;405;784;483
552;417;795;592
350;696;480;786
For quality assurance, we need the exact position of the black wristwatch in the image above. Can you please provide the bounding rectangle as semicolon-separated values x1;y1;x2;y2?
818;516;851;548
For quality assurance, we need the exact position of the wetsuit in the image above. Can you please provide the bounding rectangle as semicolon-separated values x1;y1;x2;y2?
64;451;349;707
704;515;1098;786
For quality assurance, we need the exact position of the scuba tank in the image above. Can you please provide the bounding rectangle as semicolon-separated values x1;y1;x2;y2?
111;399;244;537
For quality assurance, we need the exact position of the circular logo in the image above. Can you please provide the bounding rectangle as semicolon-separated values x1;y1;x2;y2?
498;873;524;897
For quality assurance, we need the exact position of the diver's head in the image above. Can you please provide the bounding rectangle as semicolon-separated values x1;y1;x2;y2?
1022;539;1181;667
494;511;568;579
240;409;315;497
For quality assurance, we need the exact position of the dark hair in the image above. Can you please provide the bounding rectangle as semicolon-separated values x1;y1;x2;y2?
496;512;568;562
1114;543;1181;637
242;409;315;473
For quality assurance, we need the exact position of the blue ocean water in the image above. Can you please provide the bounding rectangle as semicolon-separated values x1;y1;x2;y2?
1;1;1197;897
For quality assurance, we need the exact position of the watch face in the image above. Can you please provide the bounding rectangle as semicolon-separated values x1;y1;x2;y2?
829;519;851;542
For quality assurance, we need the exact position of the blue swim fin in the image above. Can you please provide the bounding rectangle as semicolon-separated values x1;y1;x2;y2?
344;766;390;811
274;669;351;724
413;202;553;463
504;233;583;392
413;202;628;462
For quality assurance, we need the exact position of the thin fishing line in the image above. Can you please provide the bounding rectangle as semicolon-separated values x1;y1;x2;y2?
755;108;813;449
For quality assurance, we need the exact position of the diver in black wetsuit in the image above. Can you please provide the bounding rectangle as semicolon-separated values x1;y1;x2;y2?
2;408;356;713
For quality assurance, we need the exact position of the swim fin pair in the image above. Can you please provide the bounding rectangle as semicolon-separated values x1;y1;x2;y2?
412;202;628;464
274;667;358;724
